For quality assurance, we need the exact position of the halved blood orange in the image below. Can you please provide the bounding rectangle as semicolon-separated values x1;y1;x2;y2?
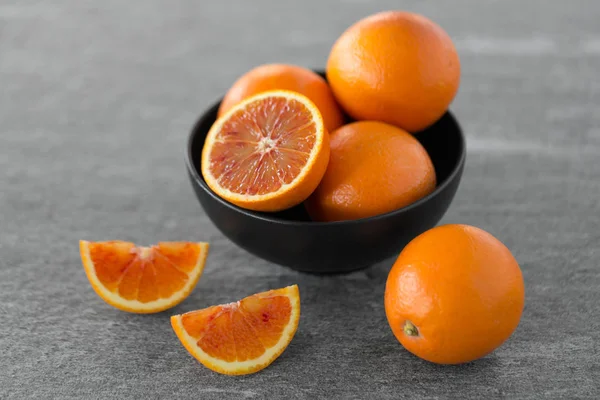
170;284;300;375
201;90;330;212
79;240;209;313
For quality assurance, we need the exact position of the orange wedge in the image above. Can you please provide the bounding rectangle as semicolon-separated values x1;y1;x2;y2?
171;284;300;375
79;240;209;313
201;90;330;212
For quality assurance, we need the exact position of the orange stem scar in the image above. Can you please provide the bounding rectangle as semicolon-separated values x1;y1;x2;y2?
403;320;419;337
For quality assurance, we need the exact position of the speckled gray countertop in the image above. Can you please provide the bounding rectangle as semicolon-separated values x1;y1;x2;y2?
1;1;599;398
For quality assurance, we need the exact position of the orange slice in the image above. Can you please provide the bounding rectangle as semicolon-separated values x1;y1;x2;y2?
79;240;209;313
171;284;300;375
201;90;330;212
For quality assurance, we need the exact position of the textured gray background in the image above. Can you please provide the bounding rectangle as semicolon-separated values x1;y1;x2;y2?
1;0;599;399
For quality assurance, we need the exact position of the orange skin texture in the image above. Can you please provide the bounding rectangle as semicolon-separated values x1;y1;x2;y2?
384;224;525;364
305;121;436;222
218;64;345;133
326;11;460;132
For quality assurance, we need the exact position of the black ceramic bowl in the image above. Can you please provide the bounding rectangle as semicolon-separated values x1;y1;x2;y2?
186;81;465;274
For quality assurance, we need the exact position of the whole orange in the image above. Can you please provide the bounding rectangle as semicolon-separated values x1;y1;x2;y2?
384;224;525;364
305;121;436;222
326;11;460;132
218;63;345;133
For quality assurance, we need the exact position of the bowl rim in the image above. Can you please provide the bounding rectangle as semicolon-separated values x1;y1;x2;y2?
186;100;466;227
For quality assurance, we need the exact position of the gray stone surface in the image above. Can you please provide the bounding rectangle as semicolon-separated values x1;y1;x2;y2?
1;0;599;398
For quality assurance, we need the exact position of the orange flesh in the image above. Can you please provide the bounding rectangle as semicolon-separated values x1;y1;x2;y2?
88;241;202;303
208;97;316;196
180;292;292;362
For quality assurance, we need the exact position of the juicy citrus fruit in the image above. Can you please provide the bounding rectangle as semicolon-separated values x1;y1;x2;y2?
80;240;209;313
171;284;300;375
327;11;460;132
305;121;436;222
384;224;525;364
202;90;330;212
218;64;345;132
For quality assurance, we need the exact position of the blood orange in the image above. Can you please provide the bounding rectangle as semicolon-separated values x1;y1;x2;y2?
171;285;300;375
218;63;344;133
201;90;330;212
79;241;209;313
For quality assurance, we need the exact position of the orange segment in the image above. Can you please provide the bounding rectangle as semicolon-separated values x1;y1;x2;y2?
86;240;136;292
171;284;300;375
79;240;209;314
155;242;206;273
240;294;292;348
202;90;329;212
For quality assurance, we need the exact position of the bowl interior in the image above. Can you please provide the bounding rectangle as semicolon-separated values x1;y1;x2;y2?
187;70;465;225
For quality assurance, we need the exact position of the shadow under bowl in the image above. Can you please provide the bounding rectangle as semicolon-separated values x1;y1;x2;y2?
186;87;466;274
